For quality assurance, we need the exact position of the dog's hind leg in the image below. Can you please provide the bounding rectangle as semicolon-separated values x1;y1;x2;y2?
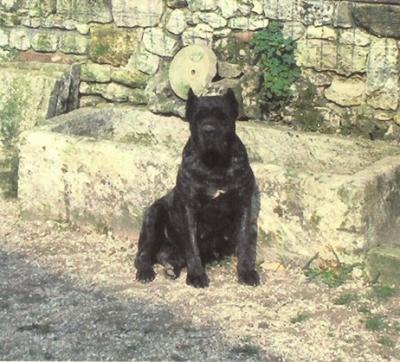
135;197;168;283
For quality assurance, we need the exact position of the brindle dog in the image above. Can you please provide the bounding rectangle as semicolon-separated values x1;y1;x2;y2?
135;89;260;288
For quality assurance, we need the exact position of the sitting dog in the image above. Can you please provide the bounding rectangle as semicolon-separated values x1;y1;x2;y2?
135;88;260;288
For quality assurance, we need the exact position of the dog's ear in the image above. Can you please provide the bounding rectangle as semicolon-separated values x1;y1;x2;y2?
186;88;197;122
224;88;239;121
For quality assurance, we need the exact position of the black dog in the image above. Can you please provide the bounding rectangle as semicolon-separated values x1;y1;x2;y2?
135;89;260;288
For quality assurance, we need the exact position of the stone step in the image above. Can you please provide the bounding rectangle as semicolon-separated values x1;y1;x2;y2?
18;106;400;262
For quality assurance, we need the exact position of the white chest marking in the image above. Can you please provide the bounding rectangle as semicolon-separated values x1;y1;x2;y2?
212;189;226;199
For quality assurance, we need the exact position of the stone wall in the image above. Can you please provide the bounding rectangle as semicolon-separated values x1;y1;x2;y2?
0;0;400;138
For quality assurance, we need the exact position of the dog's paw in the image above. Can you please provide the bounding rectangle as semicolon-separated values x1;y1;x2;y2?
238;269;260;287
186;272;209;288
136;268;156;284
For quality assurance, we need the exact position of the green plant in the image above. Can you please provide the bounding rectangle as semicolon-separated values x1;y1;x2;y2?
334;292;359;306
367;285;397;302
251;21;300;103
365;315;388;332
304;263;355;288
377;336;395;348
290;312;311;324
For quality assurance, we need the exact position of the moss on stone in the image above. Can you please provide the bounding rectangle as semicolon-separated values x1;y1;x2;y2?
89;25;139;67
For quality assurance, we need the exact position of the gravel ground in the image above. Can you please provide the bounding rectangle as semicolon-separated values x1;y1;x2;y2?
0;198;399;361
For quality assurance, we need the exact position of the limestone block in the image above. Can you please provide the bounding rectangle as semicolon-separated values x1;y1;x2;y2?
110;68;148;89
28;0;56;17
129;49;160;75
306;26;336;41
0;27;8;46
324;76;366;107
0;62;79;197
182;24;213;46
31;30;59;52
143;28;179;57
367;38;399;111
199;12;226;29
56;0;112;23
9;28;31;50
339;29;370;47
187;0;217;11
112;0;163;27
264;0;303;21
59;31;88;54
217;0;237;18
166;9;187;35
352;4;400;39
19;107;400;261
218;60;241;78
80;63;111;83
228;16;269;31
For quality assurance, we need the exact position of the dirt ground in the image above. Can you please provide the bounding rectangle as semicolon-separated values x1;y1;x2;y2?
0;198;399;361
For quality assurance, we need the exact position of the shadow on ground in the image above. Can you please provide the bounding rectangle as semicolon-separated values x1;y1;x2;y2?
0;249;270;361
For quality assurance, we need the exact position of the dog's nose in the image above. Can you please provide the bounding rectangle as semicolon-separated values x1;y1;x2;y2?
203;125;215;135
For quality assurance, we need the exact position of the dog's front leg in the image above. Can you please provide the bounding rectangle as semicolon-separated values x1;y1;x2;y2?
236;206;260;286
184;206;209;288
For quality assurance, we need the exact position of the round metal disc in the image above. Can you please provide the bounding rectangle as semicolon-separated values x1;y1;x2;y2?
169;45;217;100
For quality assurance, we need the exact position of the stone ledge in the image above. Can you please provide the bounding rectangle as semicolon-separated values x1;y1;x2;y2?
18;106;400;262
366;246;400;286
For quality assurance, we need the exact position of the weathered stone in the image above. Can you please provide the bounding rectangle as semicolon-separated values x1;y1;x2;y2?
129;49;160;75
0;9;20;26
303;69;332;87
76;23;89;35
56;0;112;23
297;39;368;76
366;247;400;286
306;26;336;41
59;32;88;54
145;67;186;118
199;12;226;29
217;0;237;18
238;3;251;16
19;107;400;261
143;28;179;58
80;81;147;104
282;22;305;41
333;1;353;28
218;60;241;78
394;113;400;126
252;0;263;15
325;76;366;107
228;16;269;31
166;9;187;35
9;28;31;50
182;23;213;46
0;27;8;46
264;0;302;21
79;95;106;108
213;28;231;38
339;28;370;47
111;68;148;89
28;0;56;17
0;62;79;197
112;0;163;27
352;4;400;39
367;38;399;111
240;65;262;119
375;111;393;122
80;63;111;83
207;78;244;117
169;44;217;99
187;0;217;11
89;25;140;67
0;0;19;11
303;0;335;26
167;0;188;8
31;30;59;52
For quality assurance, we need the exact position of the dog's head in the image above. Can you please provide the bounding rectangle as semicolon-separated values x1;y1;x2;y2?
185;89;239;166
